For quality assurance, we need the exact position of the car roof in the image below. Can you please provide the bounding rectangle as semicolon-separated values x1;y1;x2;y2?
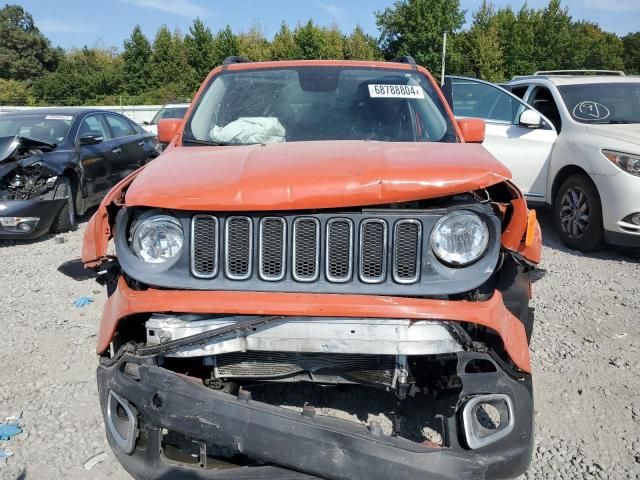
509;75;640;86
224;59;416;72
0;107;106;116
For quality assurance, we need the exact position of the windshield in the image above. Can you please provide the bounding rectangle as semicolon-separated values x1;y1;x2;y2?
184;66;457;145
151;106;189;125
558;83;640;124
0;114;73;144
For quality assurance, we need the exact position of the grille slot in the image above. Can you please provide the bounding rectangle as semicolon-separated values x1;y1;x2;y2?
393;220;422;283
359;219;387;283
225;216;253;280
259;217;286;281
191;215;219;278
326;219;353;282
293;218;320;282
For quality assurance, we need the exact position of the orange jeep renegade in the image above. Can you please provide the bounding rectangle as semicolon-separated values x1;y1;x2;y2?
83;56;541;480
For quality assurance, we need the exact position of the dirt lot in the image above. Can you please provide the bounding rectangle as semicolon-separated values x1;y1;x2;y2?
0;212;639;480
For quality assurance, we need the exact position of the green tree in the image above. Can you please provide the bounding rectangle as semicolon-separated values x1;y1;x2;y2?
212;25;240;66
185;18;215;88
532;0;574;70
622;32;640;74
294;20;324;59
271;22;299;60
0;78;33;105
455;1;504;81
0;4;59;80
122;25;151;95
238;22;272;61
319;24;344;59
571;22;624;71
31;47;123;105
148;26;192;94
376;0;466;73
344;25;380;60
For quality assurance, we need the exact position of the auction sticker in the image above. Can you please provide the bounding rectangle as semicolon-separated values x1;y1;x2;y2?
369;84;424;99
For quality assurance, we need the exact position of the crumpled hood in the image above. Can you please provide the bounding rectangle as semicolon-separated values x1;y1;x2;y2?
125;141;512;211
586;124;640;146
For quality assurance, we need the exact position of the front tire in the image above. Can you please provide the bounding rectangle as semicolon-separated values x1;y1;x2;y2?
553;174;603;251
50;176;77;234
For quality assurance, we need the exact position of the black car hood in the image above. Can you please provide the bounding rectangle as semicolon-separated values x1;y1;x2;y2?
0;135;56;164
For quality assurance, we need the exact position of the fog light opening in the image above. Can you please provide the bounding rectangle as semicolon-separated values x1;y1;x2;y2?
631;214;640;226
0;216;39;233
107;390;138;454
462;394;514;449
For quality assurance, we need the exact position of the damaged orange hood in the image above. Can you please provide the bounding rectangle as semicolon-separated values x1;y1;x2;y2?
125;141;511;210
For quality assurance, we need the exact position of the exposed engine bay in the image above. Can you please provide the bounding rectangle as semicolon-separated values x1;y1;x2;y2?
0;136;59;201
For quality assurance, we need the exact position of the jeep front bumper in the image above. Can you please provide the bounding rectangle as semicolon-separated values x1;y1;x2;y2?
98;349;533;480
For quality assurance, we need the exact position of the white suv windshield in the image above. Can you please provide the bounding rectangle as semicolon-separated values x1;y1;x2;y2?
558;83;640;124
184;66;457;145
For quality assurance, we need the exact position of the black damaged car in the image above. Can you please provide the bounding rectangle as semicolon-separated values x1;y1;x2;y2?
0;108;159;240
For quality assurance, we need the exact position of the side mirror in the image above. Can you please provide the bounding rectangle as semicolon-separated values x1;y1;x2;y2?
157;118;182;143
457;118;485;144
78;134;103;146
519;109;542;128
143;120;151;125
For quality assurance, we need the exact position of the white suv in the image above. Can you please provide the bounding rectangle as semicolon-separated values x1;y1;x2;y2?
446;72;640;251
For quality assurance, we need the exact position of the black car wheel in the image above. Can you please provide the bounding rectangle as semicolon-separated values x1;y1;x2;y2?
50;176;77;233
553;174;603;251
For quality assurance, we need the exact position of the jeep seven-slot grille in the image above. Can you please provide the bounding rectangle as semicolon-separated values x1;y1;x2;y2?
192;214;424;285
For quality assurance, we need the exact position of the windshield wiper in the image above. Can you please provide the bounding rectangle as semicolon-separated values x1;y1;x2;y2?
182;137;261;147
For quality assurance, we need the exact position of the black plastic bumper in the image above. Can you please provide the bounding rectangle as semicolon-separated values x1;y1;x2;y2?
98;350;533;480
605;229;640;248
0;198;65;239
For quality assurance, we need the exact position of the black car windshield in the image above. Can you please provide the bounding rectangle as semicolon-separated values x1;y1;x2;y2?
0;113;73;144
558;83;640;124
184;66;457;145
151;106;189;125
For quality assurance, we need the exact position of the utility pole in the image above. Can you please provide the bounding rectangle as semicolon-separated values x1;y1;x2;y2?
440;32;447;86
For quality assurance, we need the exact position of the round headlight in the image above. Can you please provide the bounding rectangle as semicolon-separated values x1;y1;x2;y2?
430;211;489;266
130;213;184;263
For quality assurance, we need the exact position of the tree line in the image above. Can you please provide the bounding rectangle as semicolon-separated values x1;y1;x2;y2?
0;0;638;106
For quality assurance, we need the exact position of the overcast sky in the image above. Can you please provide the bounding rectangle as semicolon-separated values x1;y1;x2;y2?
19;0;640;50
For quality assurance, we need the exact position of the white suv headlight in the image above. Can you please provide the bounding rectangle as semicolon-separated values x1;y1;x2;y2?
130;213;184;263
430;211;489;266
603;150;640;177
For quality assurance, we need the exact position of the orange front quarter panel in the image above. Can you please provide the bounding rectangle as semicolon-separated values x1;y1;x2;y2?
98;278;531;373
82;170;144;268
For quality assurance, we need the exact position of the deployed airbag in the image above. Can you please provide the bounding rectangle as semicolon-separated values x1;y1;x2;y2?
211;117;285;144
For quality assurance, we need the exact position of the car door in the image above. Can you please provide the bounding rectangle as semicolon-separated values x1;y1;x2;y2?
75;113;114;203
445;76;557;203
104;113;147;183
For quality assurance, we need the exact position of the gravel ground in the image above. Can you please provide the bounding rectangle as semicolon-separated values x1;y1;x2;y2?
0;211;639;480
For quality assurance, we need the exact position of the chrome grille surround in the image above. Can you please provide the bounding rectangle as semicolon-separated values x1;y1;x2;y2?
191;214;219;278
224;216;253;280
292;217;320;282
326;218;354;282
393;219;422;284
359;219;388;283
259;217;286;281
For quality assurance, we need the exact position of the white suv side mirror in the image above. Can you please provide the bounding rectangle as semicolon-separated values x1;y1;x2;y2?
519;109;542;128
518;109;542;128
